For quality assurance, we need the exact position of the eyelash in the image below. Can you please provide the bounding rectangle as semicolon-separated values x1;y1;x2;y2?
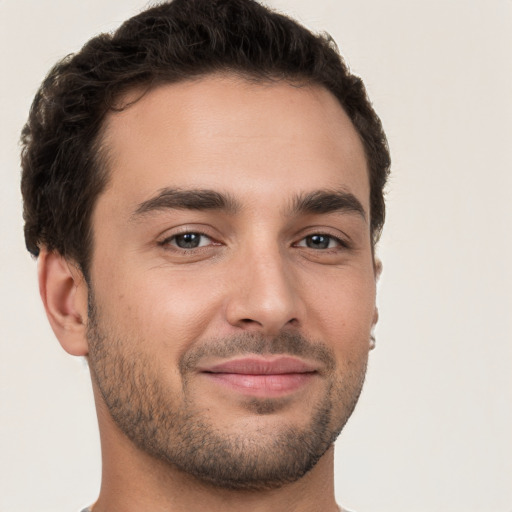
294;233;348;250
158;231;349;252
159;231;217;251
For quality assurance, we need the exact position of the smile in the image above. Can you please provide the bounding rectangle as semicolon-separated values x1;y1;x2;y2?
199;356;319;397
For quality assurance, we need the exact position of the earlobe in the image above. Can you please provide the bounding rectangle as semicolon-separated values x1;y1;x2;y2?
38;249;89;356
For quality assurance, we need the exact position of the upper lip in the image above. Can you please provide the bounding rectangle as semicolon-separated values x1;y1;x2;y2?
199;356;319;375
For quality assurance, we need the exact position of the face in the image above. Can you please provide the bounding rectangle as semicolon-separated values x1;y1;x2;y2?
86;75;377;489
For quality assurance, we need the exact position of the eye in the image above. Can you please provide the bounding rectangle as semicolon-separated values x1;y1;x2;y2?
296;234;342;250
166;232;213;249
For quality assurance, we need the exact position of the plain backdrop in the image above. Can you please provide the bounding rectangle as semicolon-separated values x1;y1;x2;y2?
1;1;511;511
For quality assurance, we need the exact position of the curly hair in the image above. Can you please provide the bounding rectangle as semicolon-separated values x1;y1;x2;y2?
21;0;390;276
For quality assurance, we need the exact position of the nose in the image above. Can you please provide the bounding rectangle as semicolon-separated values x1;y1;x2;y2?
225;244;303;336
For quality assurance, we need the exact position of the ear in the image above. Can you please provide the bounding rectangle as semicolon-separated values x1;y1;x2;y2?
38;249;89;356
373;257;383;280
370;258;382;350
372;306;379;328
369;307;378;351
373;256;382;324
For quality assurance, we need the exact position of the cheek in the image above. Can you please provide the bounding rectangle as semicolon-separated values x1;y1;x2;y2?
91;259;225;356
302;268;376;351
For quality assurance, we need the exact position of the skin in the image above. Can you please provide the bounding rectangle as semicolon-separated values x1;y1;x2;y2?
40;75;379;512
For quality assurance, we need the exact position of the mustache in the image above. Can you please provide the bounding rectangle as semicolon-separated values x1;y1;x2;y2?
179;331;336;375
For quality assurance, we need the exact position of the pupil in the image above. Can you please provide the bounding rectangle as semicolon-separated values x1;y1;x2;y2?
307;235;329;249
176;233;200;248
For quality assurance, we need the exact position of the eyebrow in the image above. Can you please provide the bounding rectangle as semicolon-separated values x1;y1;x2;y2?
132;188;241;219
131;187;366;222
289;189;367;221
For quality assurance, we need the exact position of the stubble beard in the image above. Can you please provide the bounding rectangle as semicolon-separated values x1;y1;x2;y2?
86;295;368;491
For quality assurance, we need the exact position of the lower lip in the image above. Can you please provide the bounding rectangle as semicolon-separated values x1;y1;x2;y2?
202;372;316;397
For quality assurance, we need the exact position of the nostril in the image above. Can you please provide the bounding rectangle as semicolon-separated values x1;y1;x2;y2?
239;317;298;328
240;318;260;325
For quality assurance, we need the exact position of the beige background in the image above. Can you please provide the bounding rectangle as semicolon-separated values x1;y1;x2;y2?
1;1;511;511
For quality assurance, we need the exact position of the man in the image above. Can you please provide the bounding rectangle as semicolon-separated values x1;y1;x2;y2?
20;0;390;510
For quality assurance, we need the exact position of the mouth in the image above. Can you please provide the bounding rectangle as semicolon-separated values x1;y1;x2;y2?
198;356;319;397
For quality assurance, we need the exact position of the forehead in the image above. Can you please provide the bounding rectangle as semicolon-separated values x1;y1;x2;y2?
98;75;369;213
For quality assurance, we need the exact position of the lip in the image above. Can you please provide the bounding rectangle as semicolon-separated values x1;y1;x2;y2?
198;356;319;397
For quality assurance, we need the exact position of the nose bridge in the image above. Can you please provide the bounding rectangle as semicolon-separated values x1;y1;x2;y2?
225;237;301;334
